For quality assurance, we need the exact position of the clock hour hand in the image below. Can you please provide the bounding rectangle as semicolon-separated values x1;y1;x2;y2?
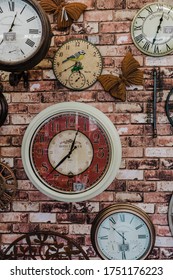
111;227;127;240
0;13;18;45
69;130;78;153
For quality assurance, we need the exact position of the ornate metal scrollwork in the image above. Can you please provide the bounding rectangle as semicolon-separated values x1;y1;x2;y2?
0;231;89;260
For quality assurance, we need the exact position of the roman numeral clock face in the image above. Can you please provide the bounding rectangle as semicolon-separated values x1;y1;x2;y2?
91;204;155;260
131;3;173;56
0;0;51;71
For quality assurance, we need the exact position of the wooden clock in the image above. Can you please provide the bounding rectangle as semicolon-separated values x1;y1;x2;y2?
53;39;103;90
91;204;155;260
131;3;173;56
0;0;52;72
21;102;122;202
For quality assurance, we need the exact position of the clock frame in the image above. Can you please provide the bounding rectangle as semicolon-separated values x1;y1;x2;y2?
21;102;122;202
168;194;173;236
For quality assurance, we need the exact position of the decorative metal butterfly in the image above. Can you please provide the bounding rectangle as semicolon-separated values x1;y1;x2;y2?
98;51;143;101
40;0;87;30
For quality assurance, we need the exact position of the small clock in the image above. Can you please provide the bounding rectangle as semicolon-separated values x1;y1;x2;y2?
0;0;52;72
91;203;155;260
21;102;122;202
131;3;173;56
0;162;17;209
165;88;173;126
168;194;173;236
53;39;103;90
0;91;8;127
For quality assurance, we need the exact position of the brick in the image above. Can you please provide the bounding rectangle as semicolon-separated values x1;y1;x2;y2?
117;125;144;135
145;148;173;158
127;181;156;192
157;181;173;192
69;224;91;235
144;193;171;203
116;169;143;180
100;22;130;33
122;147;143;157
97;0;116;9
155;237;173;247
84;11;113;21
127;159;159;169
160;248;173;259
115;192;143;202
12;202;39;212
29;213;56;223
145;170;173;181
155;225;171;237
0;213;28;222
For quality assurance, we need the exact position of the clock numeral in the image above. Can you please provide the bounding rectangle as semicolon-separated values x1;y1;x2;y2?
0;7;3;13
93;133;100;143
29;29;39;34
135;34;144;43
27;16;37;23
97;148;105;159
134;25;142;31
75;41;81;47
93;164;99;173
65;116;76;129
20;5;26;14
120;213;125;222
99;235;108;240
145;6;153;14
135;224;144;230
41;162;49;172
157;3;164;12
50;122;59;133
166;44;171;51
138;234;147;239
153;44;160;54
137;16;145;21
35;148;44;158
143;41;150;51
109;217;116;224
25;39;35;48
9;0;15;11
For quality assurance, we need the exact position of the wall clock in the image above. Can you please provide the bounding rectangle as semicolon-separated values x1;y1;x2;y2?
0;0;52;72
0;91;8;127
0;162;17;209
168;194;173;236
21;102;122;202
53;39;103;90
91;203;155;260
131;3;173;56
165;88;173;126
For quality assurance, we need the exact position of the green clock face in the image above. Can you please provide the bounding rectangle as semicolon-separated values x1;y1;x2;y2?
131;3;173;56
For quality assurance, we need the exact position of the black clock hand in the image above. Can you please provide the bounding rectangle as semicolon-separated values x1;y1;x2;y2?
69;130;78;153
0;13;18;45
122;232;126;259
152;13;164;45
47;146;77;177
111;227;127;240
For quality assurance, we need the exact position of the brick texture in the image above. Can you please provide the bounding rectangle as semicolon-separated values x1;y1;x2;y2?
0;0;173;260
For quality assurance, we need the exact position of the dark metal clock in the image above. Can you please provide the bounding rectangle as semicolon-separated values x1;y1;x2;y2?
165;88;173;126
0;88;8;127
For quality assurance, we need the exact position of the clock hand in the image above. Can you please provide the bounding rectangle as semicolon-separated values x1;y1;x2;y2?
111;227;127;240
69;130;79;153
0;13;18;45
47;146;77;177
152;13;164;45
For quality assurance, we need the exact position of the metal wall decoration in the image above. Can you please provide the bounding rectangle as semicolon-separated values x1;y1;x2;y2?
165;88;173;127
0;85;8;127
0;162;17;210
0;231;89;260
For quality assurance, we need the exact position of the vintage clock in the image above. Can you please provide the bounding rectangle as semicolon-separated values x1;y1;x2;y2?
131;3;173;56
0;162;17;209
165;88;173;126
91;203;155;260
21;102;122;202
53;39;103;90
168;194;173;236
0;91;8;127
0;0;52;72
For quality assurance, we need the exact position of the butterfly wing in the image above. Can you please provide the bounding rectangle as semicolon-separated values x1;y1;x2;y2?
40;0;58;13
97;74;120;91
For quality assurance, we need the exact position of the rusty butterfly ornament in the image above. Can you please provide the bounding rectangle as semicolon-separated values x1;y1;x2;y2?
98;52;144;101
40;0;87;30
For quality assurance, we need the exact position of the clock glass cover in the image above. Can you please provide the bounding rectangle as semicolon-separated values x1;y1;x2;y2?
131;3;173;56
22;102;122;202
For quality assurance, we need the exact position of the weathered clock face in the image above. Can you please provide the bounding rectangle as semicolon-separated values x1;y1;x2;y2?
131;3;173;56
22;102;122;202
53;39;103;90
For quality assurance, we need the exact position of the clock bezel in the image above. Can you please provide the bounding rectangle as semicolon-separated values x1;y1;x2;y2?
168;194;173;235
91;203;155;260
21;102;122;202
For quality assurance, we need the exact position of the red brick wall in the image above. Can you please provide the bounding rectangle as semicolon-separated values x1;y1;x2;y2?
0;0;173;259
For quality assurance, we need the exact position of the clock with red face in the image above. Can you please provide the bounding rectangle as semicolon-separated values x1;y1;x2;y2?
22;102;122;202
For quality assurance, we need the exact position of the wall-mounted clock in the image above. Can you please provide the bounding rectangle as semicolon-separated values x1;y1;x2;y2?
0;91;8;127
91;203;155;260
131;3;173;56
21;102;122;202
53;39;103;90
0;162;17;209
168;194;173;236
165;88;173;126
0;0;52;72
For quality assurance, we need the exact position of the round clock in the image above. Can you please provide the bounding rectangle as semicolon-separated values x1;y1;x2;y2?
0;91;8;127
168;194;173;236
0;0;52;72
21;102;122;202
53;39;103;90
131;3;173;56
91;203;155;260
0;162;17;209
165;88;173;126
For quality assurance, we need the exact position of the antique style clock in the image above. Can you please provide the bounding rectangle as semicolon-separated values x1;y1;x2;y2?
131;3;173;56
165;88;173;126
91;204;155;260
0;91;8;127
0;162;17;209
22;102;122;202
168;194;173;236
53;39;103;90
0;0;52;72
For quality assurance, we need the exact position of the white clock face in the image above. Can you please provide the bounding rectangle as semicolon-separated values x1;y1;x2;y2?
131;3;173;56
97;212;151;260
0;0;42;63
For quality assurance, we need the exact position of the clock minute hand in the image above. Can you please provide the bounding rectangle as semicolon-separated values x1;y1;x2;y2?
112;227;127;240
0;13;18;45
152;13;164;45
69;130;78;153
